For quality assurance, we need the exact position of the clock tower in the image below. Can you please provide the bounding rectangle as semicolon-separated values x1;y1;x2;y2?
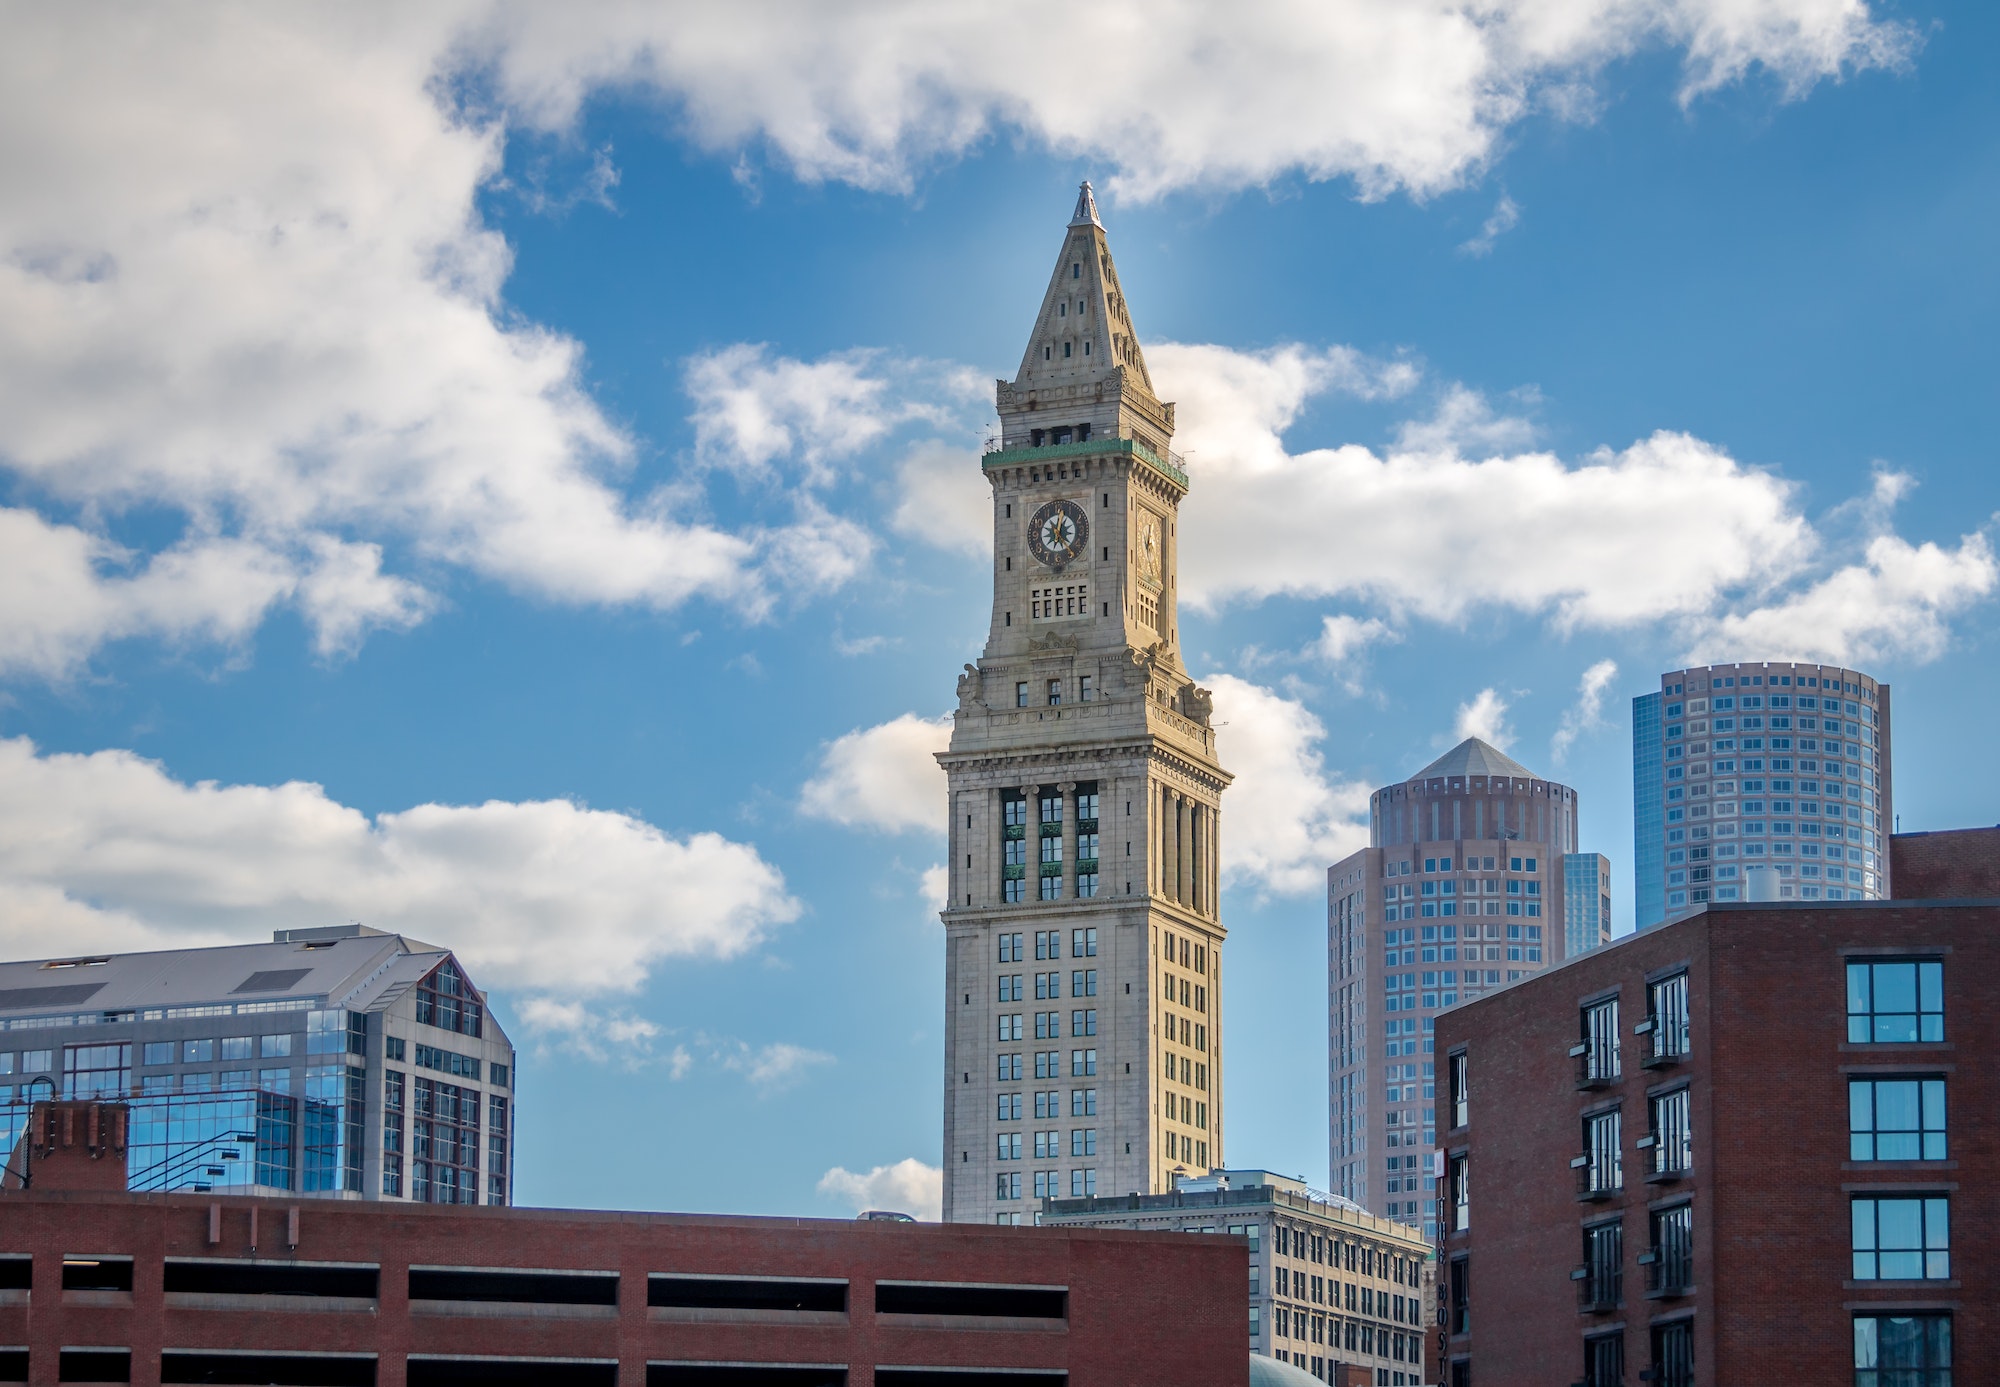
939;184;1232;1224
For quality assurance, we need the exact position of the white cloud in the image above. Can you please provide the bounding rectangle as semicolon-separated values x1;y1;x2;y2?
518;998;664;1066
1454;688;1515;748
891;440;993;558
1689;533;1998;665
1205;674;1371;896
1308;614;1402;695
1551;659;1620;762
920;863;950;910
799;713;952;833
0;5;1917;677
685;343;957;487
1459;194;1521;256
478;1;1915;200
818;1158;943;1221
0;735;799;1003
721;1040;835;1091
1147;342;1994;663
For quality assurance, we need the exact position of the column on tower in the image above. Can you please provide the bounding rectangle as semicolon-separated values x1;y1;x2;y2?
1060;781;1079;899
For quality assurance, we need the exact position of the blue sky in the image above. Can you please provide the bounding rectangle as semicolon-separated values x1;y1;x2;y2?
2;1;1996;1216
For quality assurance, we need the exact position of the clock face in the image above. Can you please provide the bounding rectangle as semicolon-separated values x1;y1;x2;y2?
1027;498;1090;569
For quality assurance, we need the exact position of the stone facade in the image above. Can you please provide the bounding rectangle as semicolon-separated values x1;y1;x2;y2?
940;185;1231;1225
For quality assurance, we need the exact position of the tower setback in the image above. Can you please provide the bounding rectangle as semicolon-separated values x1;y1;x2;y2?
939;184;1231;1224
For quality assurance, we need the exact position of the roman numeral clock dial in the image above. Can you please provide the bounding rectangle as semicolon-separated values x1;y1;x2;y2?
1027;498;1089;570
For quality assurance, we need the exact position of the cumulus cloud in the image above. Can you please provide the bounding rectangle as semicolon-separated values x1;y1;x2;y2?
1454;688;1515;748
1205;674;1371;896
0;736;799;1002
1551;659;1621;762
1690;533;1998;665
818;1158;944;1221
0;4;1919;677
477;0;1915;199
1146;342;1995;661
799;713;952;833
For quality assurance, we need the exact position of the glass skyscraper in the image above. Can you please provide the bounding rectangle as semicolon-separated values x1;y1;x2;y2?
1635;662;1892;924
1633;691;1666;929
1562;852;1613;957
0;926;515;1204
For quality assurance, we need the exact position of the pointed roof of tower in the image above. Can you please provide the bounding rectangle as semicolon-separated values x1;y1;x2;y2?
1069;179;1103;228
1411;737;1537;782
1012;181;1156;399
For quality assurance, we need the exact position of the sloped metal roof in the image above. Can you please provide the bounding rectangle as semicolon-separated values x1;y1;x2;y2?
1411;736;1538;782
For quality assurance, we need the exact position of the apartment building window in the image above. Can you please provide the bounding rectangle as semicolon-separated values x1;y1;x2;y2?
1851;1195;1951;1280
1854;1313;1952;1387
1447;1256;1468;1335
1849;1077;1946;1161
1578;1220;1622;1311
1449;1154;1469;1231
1448;1050;1469;1129
1583;1333;1624;1387
1577;1109;1622;1198
1577;997;1620;1085
1650;1321;1693;1387
1846;959;1943;1043
1646;971;1690;1062
1636;1200;1684;1294
1647;1087;1692;1178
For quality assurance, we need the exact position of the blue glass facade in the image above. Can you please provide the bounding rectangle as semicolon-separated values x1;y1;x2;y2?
1562;852;1612;957
1633;691;1665;929
2;1088;299;1193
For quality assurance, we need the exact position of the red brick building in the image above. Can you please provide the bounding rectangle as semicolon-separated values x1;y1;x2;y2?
0;1108;1248;1387
1433;891;1993;1385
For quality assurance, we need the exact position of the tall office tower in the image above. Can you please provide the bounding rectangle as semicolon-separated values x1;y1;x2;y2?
1327;738;1581;1237
1563;852;1614;958
939;184;1232;1225
1632;662;1893;926
0;925;515;1203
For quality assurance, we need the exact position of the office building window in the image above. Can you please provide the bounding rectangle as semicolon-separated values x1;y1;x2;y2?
1850;1077;1946;1161
1846;959;1943;1043
1854;1313;1952;1387
1852;1195;1950;1280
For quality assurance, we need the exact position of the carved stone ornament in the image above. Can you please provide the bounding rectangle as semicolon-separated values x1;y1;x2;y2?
1028;629;1080;654
956;663;987;711
1179;682;1215;727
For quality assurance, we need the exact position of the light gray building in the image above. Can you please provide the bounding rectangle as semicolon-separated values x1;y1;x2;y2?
0;924;513;1203
1040;1168;1433;1385
939;183;1231;1223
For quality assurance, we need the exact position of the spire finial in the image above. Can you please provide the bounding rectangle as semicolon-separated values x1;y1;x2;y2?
1069;179;1102;229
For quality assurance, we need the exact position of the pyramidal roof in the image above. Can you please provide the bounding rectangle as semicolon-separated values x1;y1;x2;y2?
1012;180;1155;398
1411;737;1537;782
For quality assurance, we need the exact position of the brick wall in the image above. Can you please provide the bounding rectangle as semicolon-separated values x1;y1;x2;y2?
0;1186;1248;1387
1889;826;2000;899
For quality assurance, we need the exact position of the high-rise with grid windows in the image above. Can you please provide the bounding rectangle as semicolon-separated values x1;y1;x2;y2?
939;184;1231;1224
1633;661;1892;926
1327;738;1583;1237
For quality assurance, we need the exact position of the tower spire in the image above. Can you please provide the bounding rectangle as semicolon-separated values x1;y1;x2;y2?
1069;179;1102;228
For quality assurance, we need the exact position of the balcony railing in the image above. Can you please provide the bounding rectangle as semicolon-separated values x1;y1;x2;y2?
1571;1265;1621;1314
1639;1135;1692;1185
1572;1153;1622;1202
1640;1249;1693;1298
1572;1041;1620;1090
1637;1014;1689;1068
